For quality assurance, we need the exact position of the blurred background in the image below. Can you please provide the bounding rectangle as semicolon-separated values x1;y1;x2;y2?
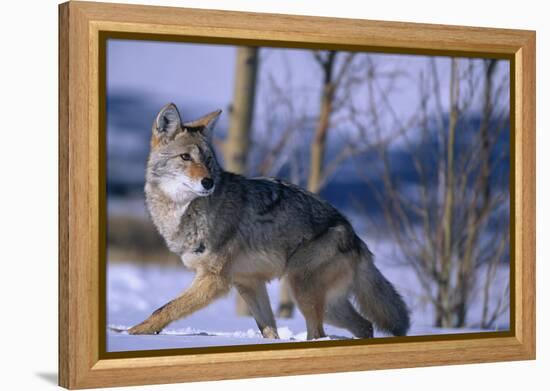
106;39;510;349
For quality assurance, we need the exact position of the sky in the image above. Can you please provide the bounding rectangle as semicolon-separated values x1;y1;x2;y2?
107;40;236;114
107;39;509;131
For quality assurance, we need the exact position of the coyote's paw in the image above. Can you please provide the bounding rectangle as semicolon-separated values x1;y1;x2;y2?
128;321;162;335
261;326;280;339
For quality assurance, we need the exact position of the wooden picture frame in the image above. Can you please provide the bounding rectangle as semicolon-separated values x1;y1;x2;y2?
58;1;536;388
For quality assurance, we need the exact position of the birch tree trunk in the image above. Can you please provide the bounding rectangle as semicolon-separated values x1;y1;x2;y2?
435;58;459;328
307;51;336;193
225;46;258;174
454;59;497;327
226;47;259;316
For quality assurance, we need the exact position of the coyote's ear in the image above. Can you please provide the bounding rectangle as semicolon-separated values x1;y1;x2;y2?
153;103;182;140
182;109;222;139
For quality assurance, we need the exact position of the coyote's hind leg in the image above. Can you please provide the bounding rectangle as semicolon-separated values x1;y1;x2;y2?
287;272;327;340
325;297;373;338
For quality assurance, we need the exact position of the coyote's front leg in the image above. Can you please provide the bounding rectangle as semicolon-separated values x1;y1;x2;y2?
128;272;230;335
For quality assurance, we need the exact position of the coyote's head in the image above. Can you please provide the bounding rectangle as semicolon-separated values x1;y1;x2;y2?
146;103;222;203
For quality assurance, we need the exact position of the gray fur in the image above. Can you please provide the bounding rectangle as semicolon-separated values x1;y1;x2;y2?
131;104;410;339
155;103;182;137
353;244;410;336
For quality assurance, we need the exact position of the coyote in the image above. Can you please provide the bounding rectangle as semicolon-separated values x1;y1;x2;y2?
128;103;410;340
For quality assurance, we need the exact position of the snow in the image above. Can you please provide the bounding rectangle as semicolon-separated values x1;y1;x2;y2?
107;263;355;352
107;252;508;352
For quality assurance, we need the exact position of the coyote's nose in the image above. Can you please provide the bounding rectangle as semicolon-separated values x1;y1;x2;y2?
201;177;214;190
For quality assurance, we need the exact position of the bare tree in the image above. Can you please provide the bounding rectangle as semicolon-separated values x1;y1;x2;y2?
276;50;358;317
224;46;259;316
307;51;357;192
359;57;510;328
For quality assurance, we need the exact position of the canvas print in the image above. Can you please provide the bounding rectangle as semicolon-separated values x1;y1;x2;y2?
106;39;510;352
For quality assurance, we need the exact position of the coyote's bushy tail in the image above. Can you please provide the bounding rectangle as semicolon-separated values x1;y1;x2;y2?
353;243;410;336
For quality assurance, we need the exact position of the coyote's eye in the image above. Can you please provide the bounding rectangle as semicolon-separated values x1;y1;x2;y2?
180;153;192;161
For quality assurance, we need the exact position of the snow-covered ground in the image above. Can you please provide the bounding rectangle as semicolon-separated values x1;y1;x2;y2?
107;243;509;352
